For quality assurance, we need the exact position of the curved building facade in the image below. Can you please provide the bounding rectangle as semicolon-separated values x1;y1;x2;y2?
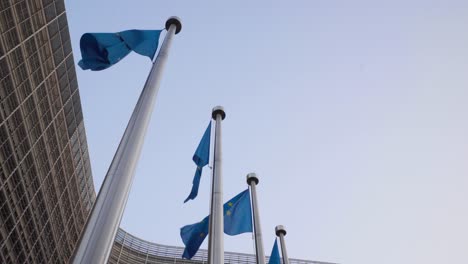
108;228;335;264
0;0;95;263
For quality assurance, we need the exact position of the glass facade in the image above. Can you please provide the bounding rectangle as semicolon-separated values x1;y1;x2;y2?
0;0;95;263
108;228;335;264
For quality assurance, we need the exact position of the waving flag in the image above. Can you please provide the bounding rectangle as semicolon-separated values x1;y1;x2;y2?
268;239;281;264
180;216;209;259
184;123;211;203
78;29;162;71
180;189;253;259
223;189;253;235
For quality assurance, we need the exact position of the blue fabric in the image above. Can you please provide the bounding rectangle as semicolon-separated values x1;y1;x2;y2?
268;239;281;264
223;189;253;236
78;29;162;71
180;216;209;259
184;123;211;203
180;189;253;259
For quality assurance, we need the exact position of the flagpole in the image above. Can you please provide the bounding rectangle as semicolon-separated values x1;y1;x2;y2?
275;225;290;264
247;173;266;264
71;17;182;264
208;106;226;264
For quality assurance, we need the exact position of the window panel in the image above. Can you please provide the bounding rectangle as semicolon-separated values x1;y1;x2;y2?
0;8;15;34
14;1;29;23
3;28;19;51
18;19;33;41
43;3;56;23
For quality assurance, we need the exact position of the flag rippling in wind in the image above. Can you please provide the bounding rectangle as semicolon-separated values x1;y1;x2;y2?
223;189;252;235
268;238;281;264
180;189;253;259
184;123;211;203
180;216;209;259
78;29;162;71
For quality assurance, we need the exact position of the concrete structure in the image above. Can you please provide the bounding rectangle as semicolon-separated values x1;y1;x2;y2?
0;0;95;262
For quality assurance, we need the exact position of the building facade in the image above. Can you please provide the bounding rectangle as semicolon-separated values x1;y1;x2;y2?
108;228;335;264
0;0;95;263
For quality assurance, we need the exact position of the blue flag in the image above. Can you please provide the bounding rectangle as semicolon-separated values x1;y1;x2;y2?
223;189;253;236
180;216;209;259
78;29;162;71
180;189;253;259
184;123;211;203
268;239;281;264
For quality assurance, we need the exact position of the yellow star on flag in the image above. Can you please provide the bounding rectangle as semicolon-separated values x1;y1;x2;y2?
226;210;231;216
228;202;233;207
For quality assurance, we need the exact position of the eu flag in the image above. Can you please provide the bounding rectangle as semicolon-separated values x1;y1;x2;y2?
180;216;209;259
184;123;211;203
268;239;281;264
224;189;253;235
180;189;253;259
78;29;162;71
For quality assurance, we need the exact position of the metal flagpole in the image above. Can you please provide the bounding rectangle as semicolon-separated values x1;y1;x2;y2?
275;225;290;264
247;173;266;264
71;17;182;264
208;106;226;264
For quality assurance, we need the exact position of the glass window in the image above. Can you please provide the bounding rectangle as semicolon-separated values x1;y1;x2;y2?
0;1;11;12
57;13;66;29
18;19;33;41
55;0;65;14
0;8;15;33
14;1;29;23
53;48;64;67
30;10;45;32
59;75;70;102
43;3;56;23
62;39;71;57
35;28;49;47
3;28;19;51
0;74;14;99
30;68;44;88
50;33;61;52
0;56;9;78
59;26;69;43
2;92;19;117
0;35;4;58
28;0;42;13
12;63;28;86
56;63;66;79
8;46;23;70
47;20;59;38
23;37;37;57
27;52;41;72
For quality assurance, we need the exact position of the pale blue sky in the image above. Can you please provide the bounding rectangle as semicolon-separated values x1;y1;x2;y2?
65;1;468;263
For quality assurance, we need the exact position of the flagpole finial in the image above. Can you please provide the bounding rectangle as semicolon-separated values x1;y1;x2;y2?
246;173;259;185
212;106;226;120
165;16;182;34
275;225;287;236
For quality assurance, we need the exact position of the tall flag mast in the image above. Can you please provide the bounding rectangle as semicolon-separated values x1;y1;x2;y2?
275;225;290;264
208;106;226;263
247;173;266;264
71;17;182;263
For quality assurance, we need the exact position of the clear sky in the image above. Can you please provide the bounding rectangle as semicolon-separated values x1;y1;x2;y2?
65;1;468;263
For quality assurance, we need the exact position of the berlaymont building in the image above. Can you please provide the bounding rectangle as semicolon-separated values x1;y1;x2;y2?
0;0;335;263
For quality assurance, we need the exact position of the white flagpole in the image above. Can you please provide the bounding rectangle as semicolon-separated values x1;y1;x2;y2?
247;173;266;264
275;225;290;264
71;17;182;264
208;106;226;264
